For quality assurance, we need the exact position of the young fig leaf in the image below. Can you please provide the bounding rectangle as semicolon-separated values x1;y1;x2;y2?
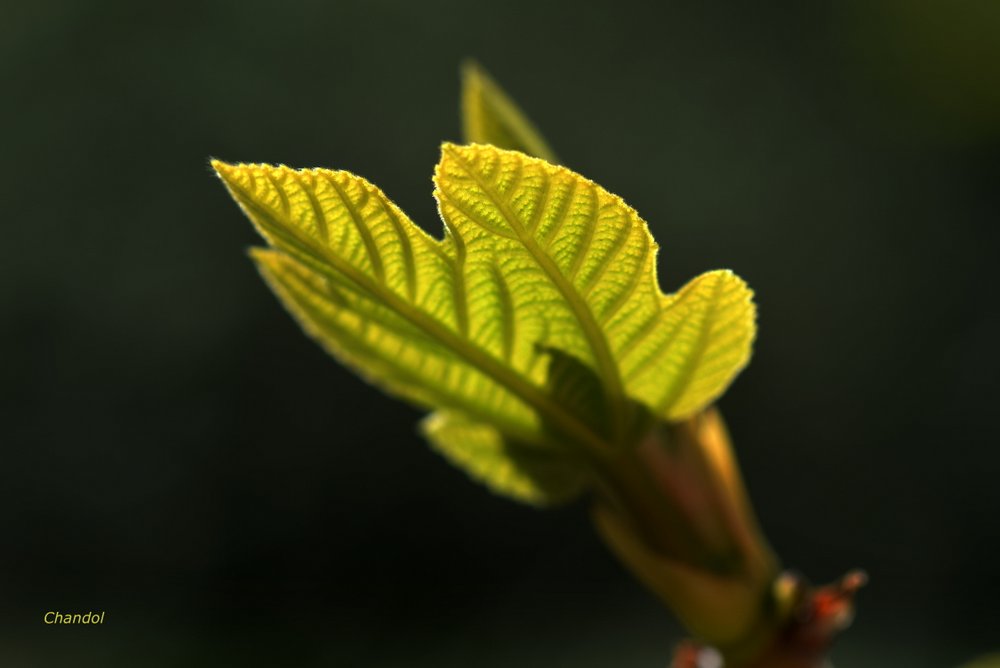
213;144;755;504
461;61;558;163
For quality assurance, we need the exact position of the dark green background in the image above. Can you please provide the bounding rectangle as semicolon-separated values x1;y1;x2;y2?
2;1;998;666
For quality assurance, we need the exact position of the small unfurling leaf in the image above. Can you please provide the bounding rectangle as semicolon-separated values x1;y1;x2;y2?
461;61;558;163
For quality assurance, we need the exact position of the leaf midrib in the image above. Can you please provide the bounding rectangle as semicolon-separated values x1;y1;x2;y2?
226;175;614;456
442;146;629;443
268;258;548;446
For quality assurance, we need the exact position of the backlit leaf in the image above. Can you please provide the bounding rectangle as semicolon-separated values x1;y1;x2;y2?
433;144;755;425
631;268;755;421
213;144;755;503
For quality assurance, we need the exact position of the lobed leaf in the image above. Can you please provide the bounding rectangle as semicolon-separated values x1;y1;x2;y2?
214;144;755;503
433;144;755;424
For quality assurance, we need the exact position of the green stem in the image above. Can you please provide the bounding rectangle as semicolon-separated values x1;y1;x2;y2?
589;409;863;666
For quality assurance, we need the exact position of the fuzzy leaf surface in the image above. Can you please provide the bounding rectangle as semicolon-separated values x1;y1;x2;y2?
214;144;755;502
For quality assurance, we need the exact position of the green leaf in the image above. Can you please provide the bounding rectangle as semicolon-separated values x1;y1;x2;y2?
461;61;558;163
433;144;755;424
422;412;588;506
637;268;756;421
213;144;754;503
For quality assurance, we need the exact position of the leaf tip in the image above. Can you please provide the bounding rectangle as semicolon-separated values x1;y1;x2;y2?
247;248;290;286
211;160;253;197
439;140;464;156
246;245;275;263
210;158;236;178
460;58;484;82
436;142;475;183
440;141;492;167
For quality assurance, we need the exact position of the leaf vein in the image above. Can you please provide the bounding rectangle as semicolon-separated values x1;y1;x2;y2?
322;172;386;284
567;183;599;281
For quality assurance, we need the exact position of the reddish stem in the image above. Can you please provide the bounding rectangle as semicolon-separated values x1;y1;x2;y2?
671;570;867;668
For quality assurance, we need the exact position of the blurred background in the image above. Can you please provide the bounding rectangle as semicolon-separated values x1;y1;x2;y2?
2;1;998;666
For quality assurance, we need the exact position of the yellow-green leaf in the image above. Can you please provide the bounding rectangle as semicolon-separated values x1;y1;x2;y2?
461;61;558;163
630;269;755;421
433;144;755;425
422;412;588;506
214;157;603;454
213;144;755;503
